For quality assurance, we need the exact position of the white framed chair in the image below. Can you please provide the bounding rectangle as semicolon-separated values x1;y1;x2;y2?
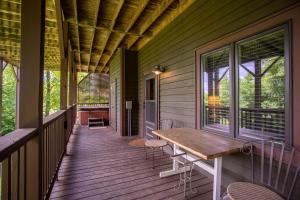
224;140;299;200
145;119;173;169
172;152;201;197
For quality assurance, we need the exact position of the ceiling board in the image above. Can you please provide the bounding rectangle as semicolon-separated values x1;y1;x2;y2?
61;0;195;73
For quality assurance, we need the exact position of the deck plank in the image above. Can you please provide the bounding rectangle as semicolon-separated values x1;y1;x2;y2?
50;126;213;199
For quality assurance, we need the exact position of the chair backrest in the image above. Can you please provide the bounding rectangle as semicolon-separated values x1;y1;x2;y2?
159;119;173;130
245;140;299;199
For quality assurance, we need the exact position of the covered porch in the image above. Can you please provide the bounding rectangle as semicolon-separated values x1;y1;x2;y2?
50;126;213;200
1;0;300;199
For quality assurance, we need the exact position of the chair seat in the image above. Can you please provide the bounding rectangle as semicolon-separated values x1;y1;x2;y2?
145;139;167;148
227;182;283;200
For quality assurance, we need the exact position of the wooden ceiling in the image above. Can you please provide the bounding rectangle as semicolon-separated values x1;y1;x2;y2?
0;0;61;70
61;0;195;73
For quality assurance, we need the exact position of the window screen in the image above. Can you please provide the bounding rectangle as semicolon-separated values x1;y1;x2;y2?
78;73;109;104
145;78;156;123
202;47;230;133
237;29;286;141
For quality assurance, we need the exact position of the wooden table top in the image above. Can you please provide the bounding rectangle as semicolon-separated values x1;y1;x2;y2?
152;128;245;160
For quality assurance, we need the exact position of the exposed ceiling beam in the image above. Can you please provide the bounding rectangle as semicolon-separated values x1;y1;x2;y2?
66;21;152;38
127;0;174;49
87;0;101;71
0;31;59;41
0;35;59;43
72;0;81;71
54;0;65;59
99;0;150;73
134;0;196;50
94;0;125;73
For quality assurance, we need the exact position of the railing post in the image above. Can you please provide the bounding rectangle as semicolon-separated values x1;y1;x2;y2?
16;0;45;199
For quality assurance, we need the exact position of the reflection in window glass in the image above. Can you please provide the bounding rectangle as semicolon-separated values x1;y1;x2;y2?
237;29;286;140
202;47;230;133
78;73;109;104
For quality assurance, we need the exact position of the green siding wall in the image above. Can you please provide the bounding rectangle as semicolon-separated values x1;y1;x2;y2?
137;0;300;191
138;0;299;134
109;49;122;134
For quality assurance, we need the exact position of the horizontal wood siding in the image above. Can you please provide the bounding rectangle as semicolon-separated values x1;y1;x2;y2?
137;0;300;195
138;0;299;134
109;49;122;134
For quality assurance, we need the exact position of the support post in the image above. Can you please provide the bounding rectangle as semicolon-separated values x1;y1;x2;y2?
213;157;222;200
60;57;68;110
17;0;45;199
73;65;78;105
0;60;3;135
68;49;74;106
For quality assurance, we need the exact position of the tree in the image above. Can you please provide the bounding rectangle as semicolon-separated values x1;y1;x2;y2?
43;70;60;116
1;64;17;135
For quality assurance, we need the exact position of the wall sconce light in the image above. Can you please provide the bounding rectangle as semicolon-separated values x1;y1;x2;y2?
152;65;165;75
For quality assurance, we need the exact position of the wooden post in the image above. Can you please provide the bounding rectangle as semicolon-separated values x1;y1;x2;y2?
60;57;68;110
254;60;262;109
74;65;78;105
68;49;74;106
254;60;262;131
17;0;45;199
0;60;3;135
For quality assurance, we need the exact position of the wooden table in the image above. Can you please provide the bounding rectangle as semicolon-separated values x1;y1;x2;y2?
152;128;245;200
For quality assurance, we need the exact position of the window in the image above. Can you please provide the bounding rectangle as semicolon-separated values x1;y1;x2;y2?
200;24;291;143
237;28;287;141
78;73;109;104
202;47;231;133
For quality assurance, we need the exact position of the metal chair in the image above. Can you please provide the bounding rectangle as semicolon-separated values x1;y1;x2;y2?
224;140;300;200
145;119;173;169
172;152;201;197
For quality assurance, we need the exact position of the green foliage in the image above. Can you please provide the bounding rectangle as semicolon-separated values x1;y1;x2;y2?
78;73;109;104
219;75;230;106
43;70;60;117
239;57;285;109
77;72;88;83
205;56;285;110
261;57;285;108
1;65;16;135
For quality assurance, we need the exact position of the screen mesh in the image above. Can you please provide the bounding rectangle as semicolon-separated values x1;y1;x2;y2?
78;73;109;104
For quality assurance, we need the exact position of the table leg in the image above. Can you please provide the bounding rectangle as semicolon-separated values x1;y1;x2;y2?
159;144;191;178
173;144;178;170
213;157;222;200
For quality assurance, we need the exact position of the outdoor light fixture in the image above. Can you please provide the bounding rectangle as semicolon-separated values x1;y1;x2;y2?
152;65;165;75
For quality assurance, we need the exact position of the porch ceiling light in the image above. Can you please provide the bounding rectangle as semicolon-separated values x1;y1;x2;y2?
152;65;165;75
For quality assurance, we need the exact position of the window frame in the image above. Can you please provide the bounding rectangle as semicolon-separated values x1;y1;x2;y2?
200;45;234;137
197;23;292;145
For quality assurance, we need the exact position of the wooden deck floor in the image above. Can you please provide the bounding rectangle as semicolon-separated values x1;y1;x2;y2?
50;126;213;200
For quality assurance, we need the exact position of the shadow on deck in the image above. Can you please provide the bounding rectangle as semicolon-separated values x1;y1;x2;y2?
50;126;213;200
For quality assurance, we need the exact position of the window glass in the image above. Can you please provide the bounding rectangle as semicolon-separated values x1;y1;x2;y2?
202;47;230;133
78;73;109;104
237;29;286;140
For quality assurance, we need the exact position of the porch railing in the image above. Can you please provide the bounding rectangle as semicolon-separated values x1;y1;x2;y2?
0;104;77;199
205;106;285;137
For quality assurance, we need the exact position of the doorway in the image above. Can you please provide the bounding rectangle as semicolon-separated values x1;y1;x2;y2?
110;79;117;131
144;74;157;139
